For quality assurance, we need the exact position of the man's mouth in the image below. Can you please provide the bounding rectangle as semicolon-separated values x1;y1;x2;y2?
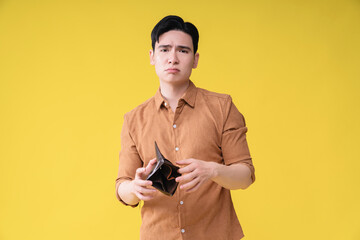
166;68;180;73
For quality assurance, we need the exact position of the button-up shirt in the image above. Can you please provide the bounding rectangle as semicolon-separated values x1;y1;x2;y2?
115;80;255;240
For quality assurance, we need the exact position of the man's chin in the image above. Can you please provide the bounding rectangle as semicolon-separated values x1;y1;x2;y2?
160;78;190;86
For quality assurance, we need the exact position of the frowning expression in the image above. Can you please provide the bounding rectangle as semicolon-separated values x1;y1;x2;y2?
150;30;199;85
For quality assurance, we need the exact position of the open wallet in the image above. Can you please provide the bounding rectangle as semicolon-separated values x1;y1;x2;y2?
146;141;181;196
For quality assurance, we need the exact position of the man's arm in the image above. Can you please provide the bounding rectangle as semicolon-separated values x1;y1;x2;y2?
117;158;157;205
175;158;253;193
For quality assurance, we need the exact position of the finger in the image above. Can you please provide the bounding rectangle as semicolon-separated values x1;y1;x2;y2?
135;185;157;195
136;166;155;180
134;179;153;187
134;191;155;201
146;158;157;167
178;164;195;174
180;177;200;191
144;158;157;175
135;167;146;179
176;158;193;165
176;171;196;183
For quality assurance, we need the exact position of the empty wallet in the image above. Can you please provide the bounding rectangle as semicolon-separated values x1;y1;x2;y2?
146;141;181;196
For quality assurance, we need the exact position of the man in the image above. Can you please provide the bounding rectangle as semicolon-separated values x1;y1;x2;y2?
115;15;255;240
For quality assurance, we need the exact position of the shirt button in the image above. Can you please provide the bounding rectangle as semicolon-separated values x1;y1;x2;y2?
173;124;177;128
181;229;185;233
175;147;179;151
180;201;184;205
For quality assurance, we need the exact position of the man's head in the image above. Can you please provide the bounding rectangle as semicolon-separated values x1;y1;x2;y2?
150;16;200;85
151;15;199;54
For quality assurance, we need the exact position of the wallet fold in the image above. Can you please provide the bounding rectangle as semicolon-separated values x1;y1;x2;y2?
146;141;181;196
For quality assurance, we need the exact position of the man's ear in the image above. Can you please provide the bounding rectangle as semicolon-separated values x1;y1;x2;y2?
150;49;155;65
193;52;200;69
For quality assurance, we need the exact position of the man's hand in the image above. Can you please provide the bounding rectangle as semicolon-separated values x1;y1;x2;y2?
118;158;157;205
175;158;217;193
130;158;157;201
175;158;254;192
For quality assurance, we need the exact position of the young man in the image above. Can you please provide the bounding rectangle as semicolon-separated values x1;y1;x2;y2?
115;15;255;240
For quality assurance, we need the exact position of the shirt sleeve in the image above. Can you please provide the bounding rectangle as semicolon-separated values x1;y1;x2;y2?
221;96;255;183
115;113;143;207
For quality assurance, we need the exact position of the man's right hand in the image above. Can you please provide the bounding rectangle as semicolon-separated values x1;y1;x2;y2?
130;158;157;201
117;158;157;205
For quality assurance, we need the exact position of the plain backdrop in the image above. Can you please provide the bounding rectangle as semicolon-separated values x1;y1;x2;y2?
0;0;359;239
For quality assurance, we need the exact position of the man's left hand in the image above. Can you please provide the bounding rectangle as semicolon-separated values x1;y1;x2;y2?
175;158;217;193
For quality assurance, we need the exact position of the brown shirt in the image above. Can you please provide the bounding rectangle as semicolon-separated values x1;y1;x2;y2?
116;81;255;240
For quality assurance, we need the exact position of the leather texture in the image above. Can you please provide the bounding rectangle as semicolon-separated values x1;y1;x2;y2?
146;142;181;196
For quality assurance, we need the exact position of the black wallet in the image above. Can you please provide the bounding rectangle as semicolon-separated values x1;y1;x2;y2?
146;142;181;196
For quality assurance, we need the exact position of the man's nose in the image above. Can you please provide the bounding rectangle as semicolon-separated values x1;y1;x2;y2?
168;50;179;64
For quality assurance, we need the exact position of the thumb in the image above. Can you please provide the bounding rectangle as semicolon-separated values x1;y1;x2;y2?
135;167;146;180
144;158;157;175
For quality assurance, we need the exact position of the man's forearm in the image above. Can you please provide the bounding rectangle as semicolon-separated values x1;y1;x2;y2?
117;180;140;206
211;162;253;190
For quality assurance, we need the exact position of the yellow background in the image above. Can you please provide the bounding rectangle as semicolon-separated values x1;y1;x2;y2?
1;0;359;239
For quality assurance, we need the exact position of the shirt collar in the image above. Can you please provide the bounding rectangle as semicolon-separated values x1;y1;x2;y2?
154;80;198;110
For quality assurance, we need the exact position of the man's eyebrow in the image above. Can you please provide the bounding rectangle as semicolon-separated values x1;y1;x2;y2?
177;45;192;51
157;45;192;51
158;44;171;48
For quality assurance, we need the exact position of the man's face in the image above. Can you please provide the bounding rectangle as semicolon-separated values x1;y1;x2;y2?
150;30;199;85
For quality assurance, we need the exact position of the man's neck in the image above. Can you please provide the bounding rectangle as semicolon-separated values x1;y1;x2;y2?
159;80;190;112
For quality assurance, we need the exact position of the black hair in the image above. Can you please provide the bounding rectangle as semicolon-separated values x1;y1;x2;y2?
151;15;199;53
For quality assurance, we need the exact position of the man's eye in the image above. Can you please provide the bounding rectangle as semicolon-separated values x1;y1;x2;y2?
180;50;188;53
160;49;168;52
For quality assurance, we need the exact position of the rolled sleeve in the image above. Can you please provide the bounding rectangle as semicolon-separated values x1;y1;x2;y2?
221;96;255;182
115;114;143;206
